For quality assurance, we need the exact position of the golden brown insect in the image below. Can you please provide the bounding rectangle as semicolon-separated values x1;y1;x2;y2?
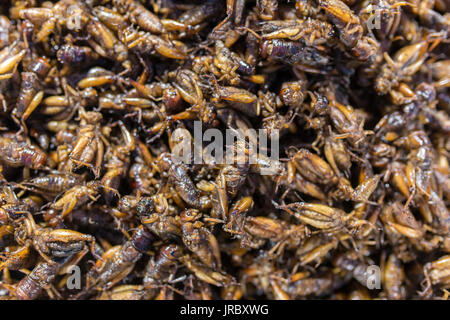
19;0;87;42
144;68;218;132
100;120;135;204
0;41;26;80
112;0;166;34
178;0;224;27
323;134;352;177
381;201;424;239
276;201;373;233
0;243;34;272
422;255;450;296
297;236;339;266
19;172;82;200
96;284;152;300
383;253;406;299
68;111;105;177
0;133;47;170
49;181;100;219
212;85;260;117
259;19;335;45
295;0;321;17
14;214;98;261
143;244;183;289
375;41;429;94
12;57;51;132
210;163;249;220
86;18;129;64
180;255;234;287
284;274;334;298
136;195;182;240
181;221;221;270
319;0;379;60
92;5;184;60
408;0;449;31
121;26;187;60
279;79;307;109
256;0;279;20
223;194;253;232
328;100;373;148
289;148;338;186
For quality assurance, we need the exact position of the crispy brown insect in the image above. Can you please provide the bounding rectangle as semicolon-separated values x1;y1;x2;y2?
0;134;47;169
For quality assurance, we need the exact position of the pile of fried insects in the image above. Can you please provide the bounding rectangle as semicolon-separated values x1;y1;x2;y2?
0;0;448;300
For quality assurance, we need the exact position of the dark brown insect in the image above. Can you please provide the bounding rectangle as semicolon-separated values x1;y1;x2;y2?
0;134;47;169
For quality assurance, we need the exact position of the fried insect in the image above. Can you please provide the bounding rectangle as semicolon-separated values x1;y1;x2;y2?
84;225;154;293
0;0;447;301
0;134;47;169
68;111;105;177
14;214;97;261
375;41;429;94
276;201;372;233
